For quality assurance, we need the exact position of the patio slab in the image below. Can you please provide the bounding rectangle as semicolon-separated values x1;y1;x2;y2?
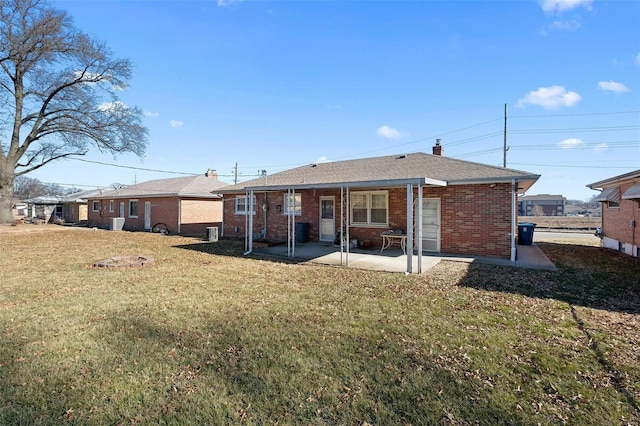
249;241;557;274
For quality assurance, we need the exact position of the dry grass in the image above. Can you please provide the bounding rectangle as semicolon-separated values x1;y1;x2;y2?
525;216;600;230
0;224;638;425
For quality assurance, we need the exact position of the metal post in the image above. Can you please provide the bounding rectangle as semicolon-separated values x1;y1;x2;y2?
406;183;413;274
417;184;423;273
345;187;349;266
248;190;254;253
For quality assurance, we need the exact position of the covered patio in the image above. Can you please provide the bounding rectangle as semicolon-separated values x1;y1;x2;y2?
248;241;556;273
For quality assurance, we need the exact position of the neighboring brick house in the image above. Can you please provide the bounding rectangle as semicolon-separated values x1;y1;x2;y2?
518;194;566;216
25;188;102;224
87;170;227;236
220;143;540;272
588;169;640;257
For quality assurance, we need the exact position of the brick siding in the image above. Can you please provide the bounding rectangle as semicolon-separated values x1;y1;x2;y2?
601;180;640;256
87;196;223;236
223;183;515;259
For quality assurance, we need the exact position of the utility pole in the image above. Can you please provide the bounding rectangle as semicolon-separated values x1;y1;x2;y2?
234;162;238;184
503;103;508;168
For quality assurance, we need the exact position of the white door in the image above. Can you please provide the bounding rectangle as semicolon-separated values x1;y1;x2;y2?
422;198;441;252
319;197;335;242
144;201;151;230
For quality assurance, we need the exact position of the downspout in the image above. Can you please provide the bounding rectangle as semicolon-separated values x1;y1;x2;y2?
178;198;181;234
263;192;268;239
244;190;254;256
511;179;517;262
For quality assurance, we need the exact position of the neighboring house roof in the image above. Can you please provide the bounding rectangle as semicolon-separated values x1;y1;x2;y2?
593;187;621;203
25;189;103;205
519;194;565;201
622;184;640;200
220;152;540;193
587;169;640;190
90;175;228;200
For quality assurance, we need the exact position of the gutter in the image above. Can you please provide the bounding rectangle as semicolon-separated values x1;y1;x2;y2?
511;179;516;263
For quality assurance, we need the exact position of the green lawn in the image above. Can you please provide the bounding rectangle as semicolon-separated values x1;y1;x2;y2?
0;226;638;425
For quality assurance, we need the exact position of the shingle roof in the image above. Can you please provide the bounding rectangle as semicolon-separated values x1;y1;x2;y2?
221;152;540;192
26;189;103;204
622;184;640;200
91;175;228;199
587;169;640;190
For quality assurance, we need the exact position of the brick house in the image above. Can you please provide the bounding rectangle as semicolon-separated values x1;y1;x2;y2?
25;188;102;224
87;170;228;236
220;144;540;272
588;169;640;257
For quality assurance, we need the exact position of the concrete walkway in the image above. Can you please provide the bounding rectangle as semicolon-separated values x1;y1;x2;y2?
250;242;557;274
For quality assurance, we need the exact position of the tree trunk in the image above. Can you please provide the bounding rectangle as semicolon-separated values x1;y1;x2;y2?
0;168;16;224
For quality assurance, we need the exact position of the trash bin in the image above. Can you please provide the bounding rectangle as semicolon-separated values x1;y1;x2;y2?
206;226;218;242
295;222;310;243
518;222;535;245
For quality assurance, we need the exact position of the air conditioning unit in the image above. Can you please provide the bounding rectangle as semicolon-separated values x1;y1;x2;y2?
111;217;125;231
206;226;219;242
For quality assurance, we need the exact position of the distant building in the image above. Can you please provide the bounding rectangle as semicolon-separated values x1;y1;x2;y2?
518;194;566;216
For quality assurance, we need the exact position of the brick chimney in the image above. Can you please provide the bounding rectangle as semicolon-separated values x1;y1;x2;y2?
432;139;443;156
205;169;218;179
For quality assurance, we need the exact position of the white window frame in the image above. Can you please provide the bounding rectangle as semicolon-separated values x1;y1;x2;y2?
92;201;100;212
283;193;302;216
350;190;388;226
234;195;256;215
128;199;139;218
109;200;114;213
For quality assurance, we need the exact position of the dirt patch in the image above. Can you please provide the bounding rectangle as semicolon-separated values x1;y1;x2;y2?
92;255;155;268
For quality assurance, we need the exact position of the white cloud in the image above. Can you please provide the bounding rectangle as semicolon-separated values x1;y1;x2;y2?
217;0;242;6
169;120;184;128
594;143;608;152
549;19;581;31
376;125;404;140
558;138;584;149
315;156;330;164
516;85;581;109
540;0;593;14
598;81;630;94
144;111;159;118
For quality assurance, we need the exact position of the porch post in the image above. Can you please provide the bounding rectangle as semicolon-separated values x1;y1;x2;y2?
417;184;423;273
345;186;350;266
406;183;413;274
340;187;344;266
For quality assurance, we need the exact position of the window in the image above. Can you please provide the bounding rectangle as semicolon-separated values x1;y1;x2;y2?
608;201;619;208
235;195;256;215
109;200;114;213
129;200;139;218
350;191;388;226
283;193;302;215
92;201;100;212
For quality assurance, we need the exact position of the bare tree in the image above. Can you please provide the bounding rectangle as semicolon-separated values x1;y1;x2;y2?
531;205;545;217
0;0;148;222
13;175;45;198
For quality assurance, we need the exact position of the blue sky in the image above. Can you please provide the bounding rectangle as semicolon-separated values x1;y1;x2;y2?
34;0;639;201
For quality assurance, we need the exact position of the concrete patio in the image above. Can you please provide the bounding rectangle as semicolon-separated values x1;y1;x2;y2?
249;241;557;274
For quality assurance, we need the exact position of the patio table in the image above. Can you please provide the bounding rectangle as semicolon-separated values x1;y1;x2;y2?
380;231;407;255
